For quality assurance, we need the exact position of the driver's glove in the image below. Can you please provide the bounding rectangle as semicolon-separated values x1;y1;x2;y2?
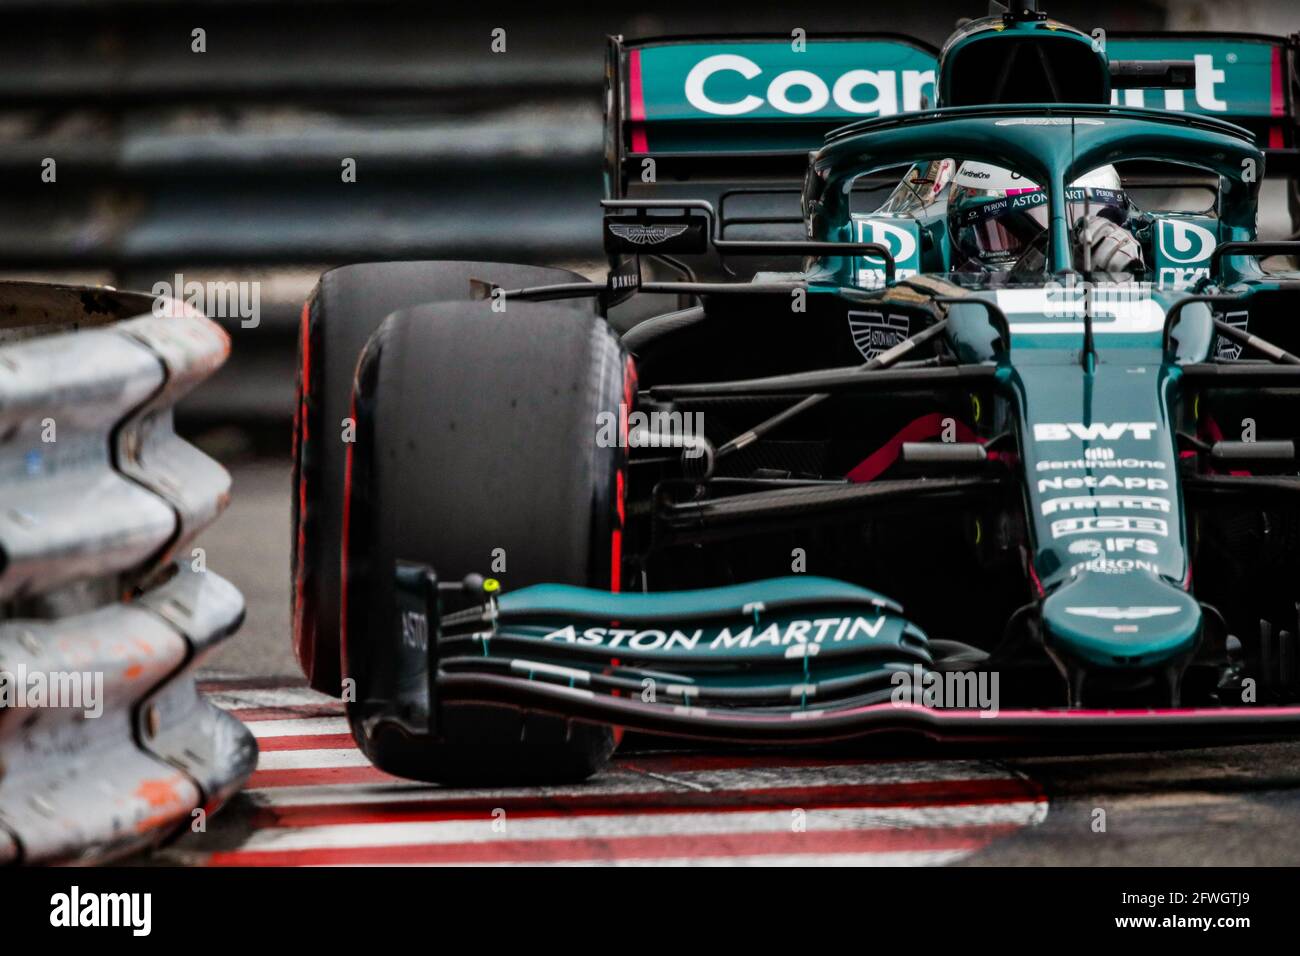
1075;215;1144;276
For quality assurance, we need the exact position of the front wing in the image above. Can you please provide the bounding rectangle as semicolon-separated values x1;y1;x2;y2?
347;564;1300;750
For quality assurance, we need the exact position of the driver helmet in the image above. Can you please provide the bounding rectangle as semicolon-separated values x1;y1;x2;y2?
948;161;1129;271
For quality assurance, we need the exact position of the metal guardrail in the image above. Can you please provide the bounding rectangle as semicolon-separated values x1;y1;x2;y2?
0;4;612;423
0;4;609;272
0;281;252;864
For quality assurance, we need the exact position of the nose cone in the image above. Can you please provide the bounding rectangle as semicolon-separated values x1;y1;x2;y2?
1041;571;1201;669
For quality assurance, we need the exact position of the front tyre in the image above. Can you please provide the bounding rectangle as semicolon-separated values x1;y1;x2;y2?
343;300;631;785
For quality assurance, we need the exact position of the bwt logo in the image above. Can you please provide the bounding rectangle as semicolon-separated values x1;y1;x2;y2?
1157;219;1217;265
685;54;933;116
855;219;920;288
1034;422;1159;442
857;220;917;264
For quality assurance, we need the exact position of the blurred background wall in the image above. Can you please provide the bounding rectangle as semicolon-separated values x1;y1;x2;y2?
0;0;1293;428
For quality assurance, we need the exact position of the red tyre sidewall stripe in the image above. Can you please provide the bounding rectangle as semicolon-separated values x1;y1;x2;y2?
608;356;637;748
612;355;636;593
292;299;316;678
338;391;358;684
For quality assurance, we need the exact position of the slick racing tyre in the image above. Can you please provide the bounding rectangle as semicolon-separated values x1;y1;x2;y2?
342;300;630;784
292;261;594;695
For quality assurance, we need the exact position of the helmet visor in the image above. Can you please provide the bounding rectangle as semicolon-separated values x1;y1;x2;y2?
951;190;1051;266
952;186;1129;269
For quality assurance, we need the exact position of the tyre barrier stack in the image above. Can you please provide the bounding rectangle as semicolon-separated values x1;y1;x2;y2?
0;281;254;864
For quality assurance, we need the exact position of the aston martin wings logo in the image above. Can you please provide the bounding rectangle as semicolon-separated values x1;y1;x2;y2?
1064;606;1181;621
608;223;691;245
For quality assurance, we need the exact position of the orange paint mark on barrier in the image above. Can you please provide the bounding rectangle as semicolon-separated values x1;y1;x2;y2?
133;776;190;833
136;778;183;807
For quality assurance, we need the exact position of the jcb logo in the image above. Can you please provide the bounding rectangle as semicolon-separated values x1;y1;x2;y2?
1033;422;1158;442
1051;516;1169;539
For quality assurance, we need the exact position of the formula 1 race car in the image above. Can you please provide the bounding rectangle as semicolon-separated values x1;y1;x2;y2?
291;3;1300;784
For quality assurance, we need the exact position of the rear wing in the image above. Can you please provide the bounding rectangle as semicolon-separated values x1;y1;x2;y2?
607;34;938;178
606;31;1300;190
1107;32;1300;172
604;34;939;278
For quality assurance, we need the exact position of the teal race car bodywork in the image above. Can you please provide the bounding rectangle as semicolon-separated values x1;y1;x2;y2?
352;7;1300;756
801;105;1264;682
